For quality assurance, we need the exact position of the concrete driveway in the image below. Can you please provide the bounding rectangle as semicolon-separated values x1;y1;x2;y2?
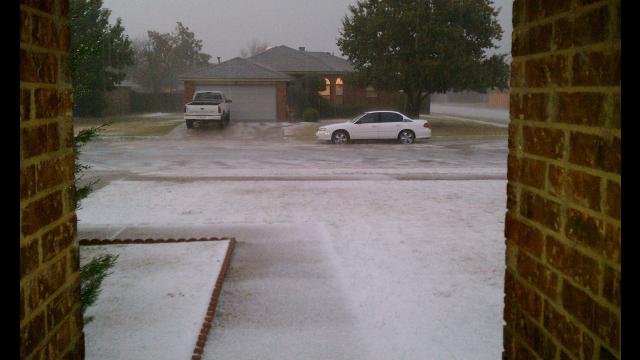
76;115;508;359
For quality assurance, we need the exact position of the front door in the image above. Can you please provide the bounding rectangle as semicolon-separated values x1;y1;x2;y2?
377;112;405;139
351;113;380;139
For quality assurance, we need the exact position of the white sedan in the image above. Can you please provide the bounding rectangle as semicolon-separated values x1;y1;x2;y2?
316;111;431;144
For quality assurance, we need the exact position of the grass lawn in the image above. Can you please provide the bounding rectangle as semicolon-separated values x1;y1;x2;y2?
74;113;183;137
426;117;508;140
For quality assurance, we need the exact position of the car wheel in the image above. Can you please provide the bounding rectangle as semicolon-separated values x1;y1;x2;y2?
331;130;349;144
398;130;415;144
186;120;193;129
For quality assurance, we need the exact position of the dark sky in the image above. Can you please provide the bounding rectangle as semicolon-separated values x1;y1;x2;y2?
102;0;513;61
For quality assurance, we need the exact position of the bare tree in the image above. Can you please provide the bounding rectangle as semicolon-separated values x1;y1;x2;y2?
129;22;211;93
240;39;270;58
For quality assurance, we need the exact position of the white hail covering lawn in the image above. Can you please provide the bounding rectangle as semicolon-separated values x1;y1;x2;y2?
81;240;230;360
78;179;506;359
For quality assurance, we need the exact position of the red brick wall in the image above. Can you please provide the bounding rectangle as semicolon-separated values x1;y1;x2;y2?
20;0;84;359
343;83;403;108
184;81;195;105
275;83;288;121
504;1;620;359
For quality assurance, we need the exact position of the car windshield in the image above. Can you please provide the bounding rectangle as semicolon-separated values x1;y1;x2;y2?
350;113;366;123
194;92;223;102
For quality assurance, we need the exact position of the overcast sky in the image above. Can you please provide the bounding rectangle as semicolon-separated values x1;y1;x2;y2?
102;0;513;62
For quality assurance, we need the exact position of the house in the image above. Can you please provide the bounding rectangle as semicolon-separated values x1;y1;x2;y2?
180;45;401;121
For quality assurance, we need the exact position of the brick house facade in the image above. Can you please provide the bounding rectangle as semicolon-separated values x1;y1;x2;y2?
503;0;621;359
20;0;84;359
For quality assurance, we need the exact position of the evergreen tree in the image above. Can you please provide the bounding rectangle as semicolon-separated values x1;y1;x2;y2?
70;0;134;116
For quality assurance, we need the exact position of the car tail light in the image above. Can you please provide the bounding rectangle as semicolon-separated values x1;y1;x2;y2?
423;121;430;128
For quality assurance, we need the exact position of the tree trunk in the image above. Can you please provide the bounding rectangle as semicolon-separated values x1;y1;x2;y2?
424;94;431;115
405;93;422;119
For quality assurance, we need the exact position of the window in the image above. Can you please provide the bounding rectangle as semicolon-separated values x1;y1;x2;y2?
335;77;344;104
319;78;331;97
380;112;403;122
356;113;378;124
335;78;344;96
194;92;223;101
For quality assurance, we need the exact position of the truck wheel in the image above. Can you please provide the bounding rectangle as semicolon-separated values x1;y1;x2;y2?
186;120;193;129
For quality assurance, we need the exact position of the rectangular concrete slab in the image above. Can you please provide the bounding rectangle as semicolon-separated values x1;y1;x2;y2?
81;240;230;360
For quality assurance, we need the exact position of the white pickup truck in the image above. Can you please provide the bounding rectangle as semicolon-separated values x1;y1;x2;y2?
184;91;232;129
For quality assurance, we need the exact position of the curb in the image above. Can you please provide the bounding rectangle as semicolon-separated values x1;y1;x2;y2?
78;236;236;359
191;238;235;360
79;237;232;245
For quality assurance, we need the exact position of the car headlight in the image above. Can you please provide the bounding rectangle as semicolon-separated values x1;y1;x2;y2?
318;127;327;131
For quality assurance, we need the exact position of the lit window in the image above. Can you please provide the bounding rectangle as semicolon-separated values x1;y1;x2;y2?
319;78;331;97
335;78;344;96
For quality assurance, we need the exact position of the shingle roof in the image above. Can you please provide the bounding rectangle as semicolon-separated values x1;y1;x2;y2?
307;51;354;72
180;57;292;81
180;46;354;81
249;45;354;73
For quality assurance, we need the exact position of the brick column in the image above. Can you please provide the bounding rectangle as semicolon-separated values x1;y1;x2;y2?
184;81;195;105
504;1;620;359
275;82;288;121
20;0;84;359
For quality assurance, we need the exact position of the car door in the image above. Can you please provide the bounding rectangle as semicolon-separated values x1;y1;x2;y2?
351;113;380;139
378;112;405;139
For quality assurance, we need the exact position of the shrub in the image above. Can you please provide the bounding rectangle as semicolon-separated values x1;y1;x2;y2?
72;122;118;324
72;124;109;211
80;254;118;323
288;74;324;117
302;107;320;121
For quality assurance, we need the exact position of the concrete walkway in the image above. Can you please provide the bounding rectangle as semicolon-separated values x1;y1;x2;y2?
79;225;370;360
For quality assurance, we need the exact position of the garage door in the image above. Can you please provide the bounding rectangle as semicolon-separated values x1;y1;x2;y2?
194;84;276;120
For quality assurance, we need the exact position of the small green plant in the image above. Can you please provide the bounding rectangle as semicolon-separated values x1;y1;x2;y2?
72;123;109;210
72;121;117;324
80;254;118;323
302;107;320;122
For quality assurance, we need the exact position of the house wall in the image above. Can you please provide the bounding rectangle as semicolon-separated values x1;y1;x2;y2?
275;83;288;121
504;1;620;359
488;91;510;109
343;83;403;108
184;80;196;106
20;0;84;359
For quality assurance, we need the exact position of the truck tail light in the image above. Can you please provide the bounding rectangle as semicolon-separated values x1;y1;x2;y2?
218;106;222;114
423;121;430;128
184;105;187;113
